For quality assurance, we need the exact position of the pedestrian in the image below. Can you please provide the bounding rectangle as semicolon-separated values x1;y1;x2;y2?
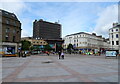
58;51;61;59
61;52;64;59
98;51;101;56
18;50;21;57
46;51;49;56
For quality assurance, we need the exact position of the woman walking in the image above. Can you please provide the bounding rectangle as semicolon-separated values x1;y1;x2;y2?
61;51;64;59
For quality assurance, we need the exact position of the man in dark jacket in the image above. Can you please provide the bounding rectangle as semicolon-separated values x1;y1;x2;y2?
58;51;61;59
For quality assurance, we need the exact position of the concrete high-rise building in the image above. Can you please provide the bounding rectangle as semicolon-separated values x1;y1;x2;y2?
0;9;21;55
33;19;61;39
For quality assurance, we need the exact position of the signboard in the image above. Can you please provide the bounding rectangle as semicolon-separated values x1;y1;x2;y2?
106;51;117;57
95;49;99;54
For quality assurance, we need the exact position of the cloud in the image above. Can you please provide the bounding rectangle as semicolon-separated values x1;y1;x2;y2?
0;1;32;37
21;29;31;37
93;4;118;37
21;18;33;37
0;0;25;15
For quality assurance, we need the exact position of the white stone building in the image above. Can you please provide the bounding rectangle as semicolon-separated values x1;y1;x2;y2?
63;32;110;51
109;23;120;53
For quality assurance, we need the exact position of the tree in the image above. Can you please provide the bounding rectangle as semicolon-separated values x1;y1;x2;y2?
44;44;52;51
56;44;63;52
30;46;35;51
21;40;31;51
67;44;73;54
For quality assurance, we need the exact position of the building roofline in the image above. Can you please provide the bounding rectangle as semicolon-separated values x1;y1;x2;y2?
109;23;120;30
65;32;104;39
0;9;19;21
34;19;61;26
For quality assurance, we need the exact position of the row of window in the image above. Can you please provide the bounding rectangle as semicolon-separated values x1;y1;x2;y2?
6;19;17;26
64;43;103;48
32;41;46;44
5;35;16;42
111;34;119;38
6;28;19;34
68;35;86;39
111;29;119;32
112;41;119;45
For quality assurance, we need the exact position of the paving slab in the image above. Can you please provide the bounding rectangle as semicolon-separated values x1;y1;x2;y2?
2;54;118;82
17;67;71;78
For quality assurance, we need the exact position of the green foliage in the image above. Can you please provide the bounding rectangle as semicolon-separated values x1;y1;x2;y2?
30;46;34;51
21;40;31;50
44;44;52;51
67;44;74;49
67;44;73;54
56;44;63;52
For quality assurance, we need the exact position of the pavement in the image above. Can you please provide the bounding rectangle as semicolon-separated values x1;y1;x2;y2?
2;54;118;82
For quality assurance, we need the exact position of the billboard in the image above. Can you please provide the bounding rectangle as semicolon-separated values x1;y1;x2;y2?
106;51;117;57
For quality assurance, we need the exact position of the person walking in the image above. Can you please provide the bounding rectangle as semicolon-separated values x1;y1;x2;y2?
61;51;64;59
58;51;61;59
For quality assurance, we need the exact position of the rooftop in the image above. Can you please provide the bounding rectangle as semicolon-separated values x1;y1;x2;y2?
0;9;19;21
65;32;103;38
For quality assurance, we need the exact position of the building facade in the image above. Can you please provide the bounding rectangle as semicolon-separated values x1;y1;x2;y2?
63;32;110;52
21;37;64;51
33;19;61;39
21;37;48;47
0;9;21;54
109;23;120;53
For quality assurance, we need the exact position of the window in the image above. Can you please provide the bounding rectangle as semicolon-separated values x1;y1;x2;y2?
112;29;113;32
116;34;119;38
5;12;8;15
112;41;114;45
6;19;10;24
13;29;16;33
5;35;8;41
6;28;9;33
112;34;113;38
116;41;119;45
12;14;15;17
13;21;16;26
13;36;15;42
77;43;78;47
74;44;76;47
116;29;118;31
74;40;76;42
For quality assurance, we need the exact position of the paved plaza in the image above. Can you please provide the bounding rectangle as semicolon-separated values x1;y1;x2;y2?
2;54;118;82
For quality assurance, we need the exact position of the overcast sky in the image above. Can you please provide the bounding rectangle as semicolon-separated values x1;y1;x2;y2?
0;0;118;38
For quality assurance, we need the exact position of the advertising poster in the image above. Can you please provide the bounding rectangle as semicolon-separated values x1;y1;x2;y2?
106;51;117;57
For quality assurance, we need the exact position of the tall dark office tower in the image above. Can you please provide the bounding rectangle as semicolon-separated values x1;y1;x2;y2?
33;19;61;39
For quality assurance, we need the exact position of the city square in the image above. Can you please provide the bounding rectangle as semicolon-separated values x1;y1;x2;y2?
0;1;120;84
2;54;118;82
